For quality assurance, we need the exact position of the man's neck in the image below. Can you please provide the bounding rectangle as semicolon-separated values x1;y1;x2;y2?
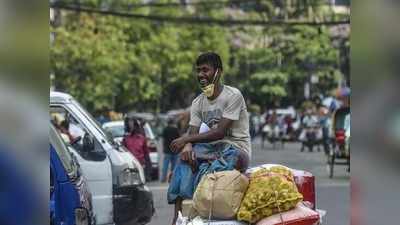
207;84;223;101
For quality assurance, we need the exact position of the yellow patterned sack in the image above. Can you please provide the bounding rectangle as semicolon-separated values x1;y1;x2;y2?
237;166;303;224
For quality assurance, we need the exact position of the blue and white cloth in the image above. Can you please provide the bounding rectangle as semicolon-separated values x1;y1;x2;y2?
167;143;244;204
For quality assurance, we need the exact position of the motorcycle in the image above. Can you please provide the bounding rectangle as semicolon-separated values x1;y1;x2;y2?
299;124;323;152
261;123;284;149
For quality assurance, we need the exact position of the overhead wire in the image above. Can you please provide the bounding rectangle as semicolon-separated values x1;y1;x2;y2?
53;0;335;9
50;1;350;27
54;0;264;9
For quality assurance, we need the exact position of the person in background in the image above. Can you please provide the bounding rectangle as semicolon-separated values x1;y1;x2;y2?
58;119;75;144
122;117;151;180
318;106;331;154
299;108;320;151
284;114;294;140
96;108;111;125
267;110;280;140
249;111;256;138
161;119;181;183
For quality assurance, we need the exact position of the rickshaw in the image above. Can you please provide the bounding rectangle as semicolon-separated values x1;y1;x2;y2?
328;106;350;178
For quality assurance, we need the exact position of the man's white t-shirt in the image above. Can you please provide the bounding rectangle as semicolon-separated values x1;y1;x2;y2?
189;85;251;155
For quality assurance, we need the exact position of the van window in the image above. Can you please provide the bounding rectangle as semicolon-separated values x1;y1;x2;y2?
50;125;77;178
50;106;107;161
71;99;116;145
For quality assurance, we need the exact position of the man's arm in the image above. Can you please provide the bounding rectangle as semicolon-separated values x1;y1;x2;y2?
188;125;200;136
170;126;199;164
178;125;200;152
185;118;233;143
170;118;233;152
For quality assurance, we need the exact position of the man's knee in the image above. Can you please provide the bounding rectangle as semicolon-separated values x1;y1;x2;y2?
234;150;249;173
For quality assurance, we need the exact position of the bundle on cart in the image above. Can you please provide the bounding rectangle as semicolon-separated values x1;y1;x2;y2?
246;164;316;210
237;166;303;223
193;170;249;220
177;165;322;225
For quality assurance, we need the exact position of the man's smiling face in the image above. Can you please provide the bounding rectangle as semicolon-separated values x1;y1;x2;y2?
196;63;217;88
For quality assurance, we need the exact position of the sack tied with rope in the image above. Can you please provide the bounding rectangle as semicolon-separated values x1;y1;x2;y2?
192;170;249;220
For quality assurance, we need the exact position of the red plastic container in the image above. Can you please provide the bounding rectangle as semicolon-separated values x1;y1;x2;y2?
335;129;346;145
293;170;316;210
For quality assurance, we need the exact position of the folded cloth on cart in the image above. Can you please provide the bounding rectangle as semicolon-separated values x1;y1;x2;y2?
168;143;242;204
246;164;316;209
177;203;322;225
255;202;320;225
176;213;247;225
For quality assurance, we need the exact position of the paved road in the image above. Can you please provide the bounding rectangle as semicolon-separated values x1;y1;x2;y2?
147;137;350;225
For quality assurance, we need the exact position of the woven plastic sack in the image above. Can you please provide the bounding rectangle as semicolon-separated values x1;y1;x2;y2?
193;170;249;220
237;166;303;223
246;164;316;209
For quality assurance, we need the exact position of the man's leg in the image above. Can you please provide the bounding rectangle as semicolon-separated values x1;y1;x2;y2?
172;197;183;225
168;156;198;225
168;144;212;225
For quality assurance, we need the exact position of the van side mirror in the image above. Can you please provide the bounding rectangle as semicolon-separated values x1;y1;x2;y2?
82;133;95;152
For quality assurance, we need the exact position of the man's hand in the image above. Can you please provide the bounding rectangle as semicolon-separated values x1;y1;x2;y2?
179;143;196;169
170;136;188;153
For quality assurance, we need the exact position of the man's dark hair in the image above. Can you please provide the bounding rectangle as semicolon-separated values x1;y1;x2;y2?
196;52;223;71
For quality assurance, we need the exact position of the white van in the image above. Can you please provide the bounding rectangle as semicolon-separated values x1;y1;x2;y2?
50;92;154;225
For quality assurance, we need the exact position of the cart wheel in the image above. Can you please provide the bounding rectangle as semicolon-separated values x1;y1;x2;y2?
329;151;335;178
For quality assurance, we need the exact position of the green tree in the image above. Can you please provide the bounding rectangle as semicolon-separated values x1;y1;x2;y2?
51;0;347;113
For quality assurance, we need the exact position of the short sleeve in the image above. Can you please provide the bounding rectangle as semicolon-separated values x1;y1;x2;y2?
189;97;202;127
222;92;244;121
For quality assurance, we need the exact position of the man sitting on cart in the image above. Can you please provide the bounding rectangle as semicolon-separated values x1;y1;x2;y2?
168;52;251;225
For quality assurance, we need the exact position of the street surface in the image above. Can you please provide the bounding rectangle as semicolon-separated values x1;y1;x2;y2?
147;137;350;225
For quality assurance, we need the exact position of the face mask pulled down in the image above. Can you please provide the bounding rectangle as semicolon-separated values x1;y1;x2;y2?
201;69;219;98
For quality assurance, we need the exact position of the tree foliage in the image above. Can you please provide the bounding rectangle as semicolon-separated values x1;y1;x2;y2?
51;0;347;113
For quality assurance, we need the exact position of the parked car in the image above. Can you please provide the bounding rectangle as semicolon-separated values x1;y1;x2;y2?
50;124;95;225
50;91;154;225
102;120;159;181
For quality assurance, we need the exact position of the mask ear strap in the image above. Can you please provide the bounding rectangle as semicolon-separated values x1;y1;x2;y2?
211;69;219;84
